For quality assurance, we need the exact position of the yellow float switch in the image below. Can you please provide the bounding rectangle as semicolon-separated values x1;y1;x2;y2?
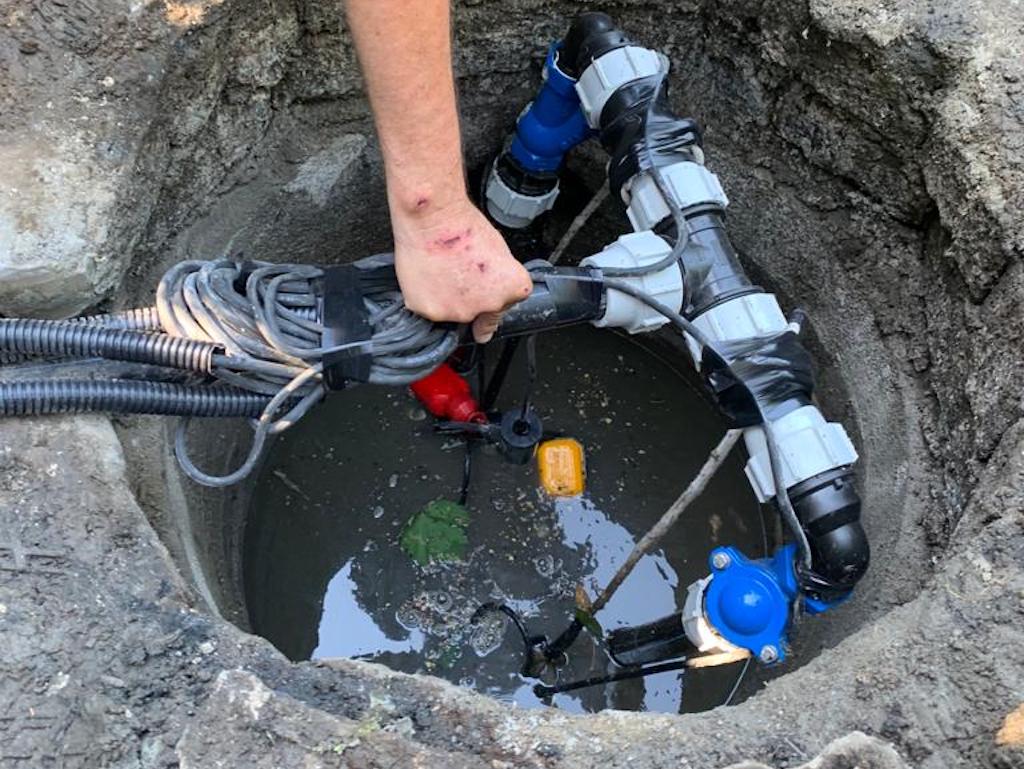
537;438;585;497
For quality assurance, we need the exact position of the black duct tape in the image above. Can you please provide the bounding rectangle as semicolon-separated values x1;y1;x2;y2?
320;265;374;390
701;331;815;426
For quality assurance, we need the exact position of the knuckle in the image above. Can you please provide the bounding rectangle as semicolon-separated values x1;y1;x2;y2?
405;297;438;319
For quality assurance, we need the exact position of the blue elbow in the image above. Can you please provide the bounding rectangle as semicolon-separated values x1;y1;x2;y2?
508;46;593;174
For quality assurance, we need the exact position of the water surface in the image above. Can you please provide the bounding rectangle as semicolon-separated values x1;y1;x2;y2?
244;326;767;713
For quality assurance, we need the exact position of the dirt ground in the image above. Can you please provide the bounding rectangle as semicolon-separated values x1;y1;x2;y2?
1;0;1022;766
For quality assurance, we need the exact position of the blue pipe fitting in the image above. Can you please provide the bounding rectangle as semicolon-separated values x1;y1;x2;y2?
704;544;853;663
704;545;800;663
804;585;852;616
508;45;594;174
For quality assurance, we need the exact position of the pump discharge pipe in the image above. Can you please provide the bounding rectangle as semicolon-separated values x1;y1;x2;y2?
485;12;869;665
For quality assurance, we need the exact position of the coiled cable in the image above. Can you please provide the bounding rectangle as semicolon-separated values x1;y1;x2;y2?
0;256;459;487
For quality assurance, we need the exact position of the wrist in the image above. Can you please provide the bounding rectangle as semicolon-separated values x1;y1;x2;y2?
389;181;474;239
385;146;469;218
391;185;467;220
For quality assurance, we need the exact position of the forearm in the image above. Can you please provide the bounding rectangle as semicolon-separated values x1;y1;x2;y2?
344;0;532;340
345;0;466;221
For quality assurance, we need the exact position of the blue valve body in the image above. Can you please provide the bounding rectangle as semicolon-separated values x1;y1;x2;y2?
705;545;797;662
508;45;593;174
704;545;852;662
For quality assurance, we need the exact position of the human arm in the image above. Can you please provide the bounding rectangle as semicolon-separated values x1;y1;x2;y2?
344;0;532;343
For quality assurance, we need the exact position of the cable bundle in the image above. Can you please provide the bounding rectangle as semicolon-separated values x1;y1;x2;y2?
0;255;459;486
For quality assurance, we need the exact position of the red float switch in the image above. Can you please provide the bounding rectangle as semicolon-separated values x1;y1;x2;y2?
410;363;485;423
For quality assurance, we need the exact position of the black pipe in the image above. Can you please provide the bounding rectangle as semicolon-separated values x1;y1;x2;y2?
496;266;604;338
790;468;870;599
534;658;690;698
482;338;521;410
564;11;869;599
0;379;275;417
606;611;697;667
662;212;758;318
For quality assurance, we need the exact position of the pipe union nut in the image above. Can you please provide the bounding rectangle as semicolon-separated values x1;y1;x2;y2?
484;164;559;229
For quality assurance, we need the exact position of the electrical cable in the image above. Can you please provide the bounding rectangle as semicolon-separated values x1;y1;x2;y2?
458;345;485;507
722;464;769;707
534;271;813;571
597;69;690;279
0;257;460;486
173;363;325;488
470;602;545;677
519;334;537;420
458;445;473;507
482;338;521;411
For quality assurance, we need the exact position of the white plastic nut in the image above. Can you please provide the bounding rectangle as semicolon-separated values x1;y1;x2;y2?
575;46;666;128
484;163;559;229
743;406;859;502
682;576;739;654
580;231;683;334
624;161;730;231
683;292;790;364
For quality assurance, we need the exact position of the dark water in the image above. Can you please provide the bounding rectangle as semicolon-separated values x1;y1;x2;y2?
244;326;768;714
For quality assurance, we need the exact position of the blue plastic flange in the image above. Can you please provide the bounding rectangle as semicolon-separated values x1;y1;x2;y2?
508;44;594;173
804;588;852;615
704;544;800;662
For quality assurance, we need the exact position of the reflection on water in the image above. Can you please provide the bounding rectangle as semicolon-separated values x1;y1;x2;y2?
244;326;767;714
314;561;426;658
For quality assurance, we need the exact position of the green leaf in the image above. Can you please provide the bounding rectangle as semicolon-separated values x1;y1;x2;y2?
574;607;603;638
400;499;471;565
437;643;462;670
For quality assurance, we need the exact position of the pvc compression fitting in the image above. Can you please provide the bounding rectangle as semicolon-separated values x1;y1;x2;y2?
485;11;869;664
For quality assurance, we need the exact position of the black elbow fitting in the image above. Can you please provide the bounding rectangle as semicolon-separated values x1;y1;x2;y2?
790;468;870;600
559;12;703;211
559;12;630;78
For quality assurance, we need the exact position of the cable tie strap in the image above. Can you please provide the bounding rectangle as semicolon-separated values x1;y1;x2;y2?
320;265;374;390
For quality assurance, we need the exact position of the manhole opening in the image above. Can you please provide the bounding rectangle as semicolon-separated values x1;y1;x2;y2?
242;321;775;714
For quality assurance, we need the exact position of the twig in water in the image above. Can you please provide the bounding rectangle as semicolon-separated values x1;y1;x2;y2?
273;469;310;501
549;186;610;266
590;429;743;614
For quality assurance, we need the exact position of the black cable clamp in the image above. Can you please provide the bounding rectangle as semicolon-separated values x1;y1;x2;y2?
319;264;376;390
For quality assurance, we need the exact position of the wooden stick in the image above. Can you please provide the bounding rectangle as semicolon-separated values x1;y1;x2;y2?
590;429;743;615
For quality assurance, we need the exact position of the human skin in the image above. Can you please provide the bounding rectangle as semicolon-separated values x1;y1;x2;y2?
344;0;533;343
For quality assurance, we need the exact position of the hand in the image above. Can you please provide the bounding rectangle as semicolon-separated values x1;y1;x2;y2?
392;196;533;343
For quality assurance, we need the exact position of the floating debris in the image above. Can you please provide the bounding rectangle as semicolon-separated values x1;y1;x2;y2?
400;499;471;565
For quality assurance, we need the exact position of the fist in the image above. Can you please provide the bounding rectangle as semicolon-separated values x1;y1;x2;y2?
392;197;533;343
